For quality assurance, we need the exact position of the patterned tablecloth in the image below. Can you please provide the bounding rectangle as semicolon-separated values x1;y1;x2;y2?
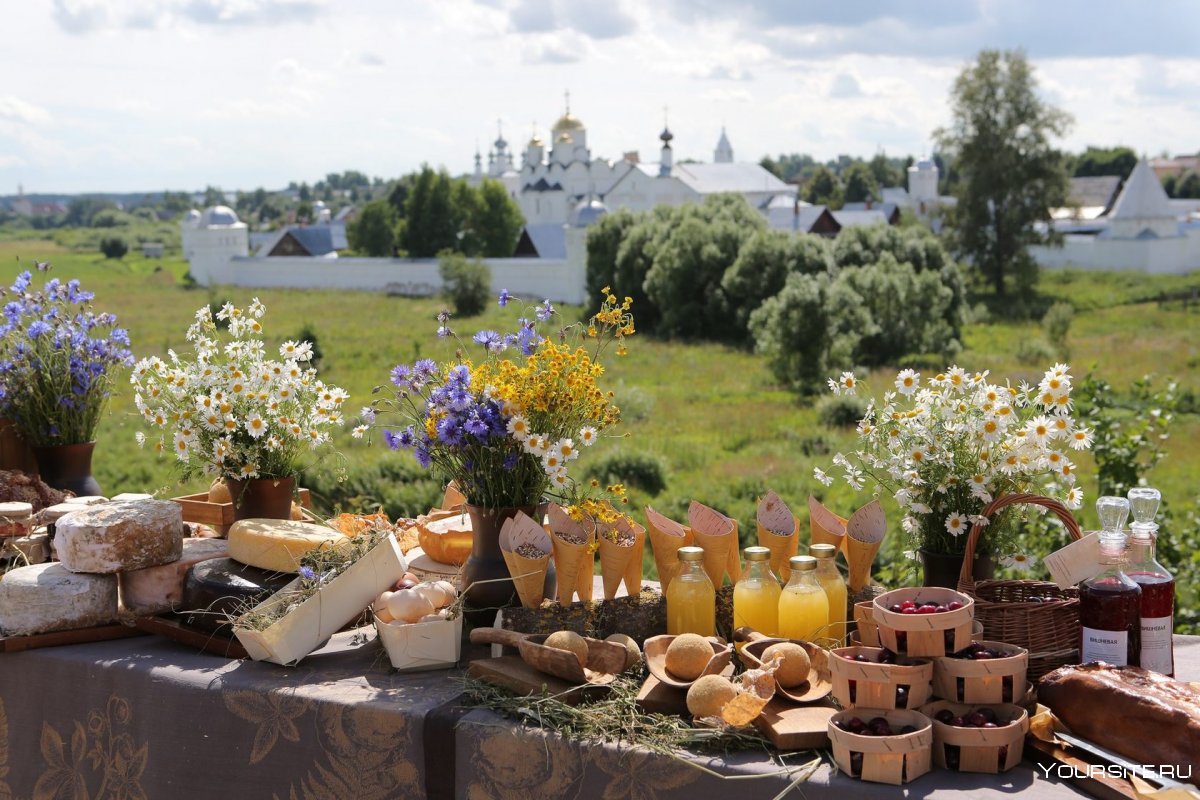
0;629;1195;800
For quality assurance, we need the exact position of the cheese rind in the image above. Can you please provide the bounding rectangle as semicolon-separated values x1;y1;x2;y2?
180;557;293;633
56;500;184;574
119;537;230;615
227;518;349;573
0;562;118;635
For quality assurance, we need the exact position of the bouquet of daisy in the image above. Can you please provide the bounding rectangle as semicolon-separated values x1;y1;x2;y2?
130;299;348;480
360;287;634;517
816;363;1091;560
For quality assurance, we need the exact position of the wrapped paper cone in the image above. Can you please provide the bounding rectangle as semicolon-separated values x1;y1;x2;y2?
499;513;553;608
808;495;847;554
757;491;799;581
546;504;595;604
688;500;739;588
440;481;466;510
597;517;646;600
845;500;886;593
645;506;692;591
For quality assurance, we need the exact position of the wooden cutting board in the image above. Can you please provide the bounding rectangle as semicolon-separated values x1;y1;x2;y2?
635;665;737;715
753;697;837;750
0;623;146;653
467;655;609;705
134;615;249;660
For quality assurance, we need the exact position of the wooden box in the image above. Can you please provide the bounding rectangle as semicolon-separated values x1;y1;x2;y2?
920;700;1028;774
173;487;311;527
828;708;933;785
933;641;1029;704
829;646;933;710
873;588;975;657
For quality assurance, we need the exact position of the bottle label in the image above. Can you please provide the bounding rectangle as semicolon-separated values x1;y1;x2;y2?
1081;627;1129;666
1140;616;1174;674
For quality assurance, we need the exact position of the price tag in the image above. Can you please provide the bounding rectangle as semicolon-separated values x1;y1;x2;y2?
1044;532;1102;589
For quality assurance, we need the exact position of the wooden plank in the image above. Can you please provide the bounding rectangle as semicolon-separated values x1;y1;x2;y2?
133;615;249;660
173;488;312;527
1024;738;1138;800
0;623;146;653
466;655;608;705
635;674;689;715
753;696;837;751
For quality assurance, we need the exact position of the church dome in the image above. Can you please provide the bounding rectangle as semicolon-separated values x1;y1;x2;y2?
552;113;585;134
528;134;544;147
557;132;574;144
571;197;608;227
200;205;239;227
182;208;202;228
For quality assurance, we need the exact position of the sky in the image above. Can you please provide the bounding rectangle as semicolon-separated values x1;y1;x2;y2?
2;0;1199;194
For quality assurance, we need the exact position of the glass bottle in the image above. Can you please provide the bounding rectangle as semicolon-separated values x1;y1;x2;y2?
1127;487;1175;676
778;555;830;641
1078;496;1141;667
733;546;781;638
666;546;715;637
810;543;847;643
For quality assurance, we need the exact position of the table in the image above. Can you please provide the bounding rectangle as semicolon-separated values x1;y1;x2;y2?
0;631;1195;800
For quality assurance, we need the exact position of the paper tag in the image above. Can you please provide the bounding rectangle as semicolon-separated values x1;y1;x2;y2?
1081;627;1129;666
757;491;794;535
1140;616;1175;675
1044;532;1102;589
688;500;734;536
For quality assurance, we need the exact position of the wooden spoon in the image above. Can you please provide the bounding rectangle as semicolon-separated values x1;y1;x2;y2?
734;627;832;704
469;627;627;685
643;634;733;689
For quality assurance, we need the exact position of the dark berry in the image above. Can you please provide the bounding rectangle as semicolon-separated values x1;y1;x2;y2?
947;601;964;611
935;605;948;613
982;721;998;728
978;707;997;723
895;685;909;707
901;606;918;614
934;709;955;724
952;716;966;727
917;604;937;614
846;717;866;733
889;604;904;613
854;653;870;662
967;711;988;727
1002;675;1014;702
900;725;917;734
900;600;916;610
878;649;896;664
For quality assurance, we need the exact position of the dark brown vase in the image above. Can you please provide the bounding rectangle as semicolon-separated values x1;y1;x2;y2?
920;548;995;589
223;476;295;520
0;417;38;474
462;503;556;617
32;442;101;497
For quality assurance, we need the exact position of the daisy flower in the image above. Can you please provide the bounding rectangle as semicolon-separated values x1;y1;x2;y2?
507;415;530;441
1065;486;1084;509
1068;427;1093;450
895;369;920;396
578;426;598;446
1001;553;1037;573
944;511;968;537
245;414;268;438
813;467;833;487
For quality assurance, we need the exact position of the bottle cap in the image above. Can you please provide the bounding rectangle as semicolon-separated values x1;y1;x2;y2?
1128;487;1161;525
1095;495;1129;532
743;546;771;561
677;546;704;562
789;555;818;572
809;543;837;559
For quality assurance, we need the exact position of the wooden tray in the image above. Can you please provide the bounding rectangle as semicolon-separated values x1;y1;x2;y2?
467;654;610;705
754;697;838;751
0;623;146;653
635;663;737;715
173;488;312;527
134;615;249;659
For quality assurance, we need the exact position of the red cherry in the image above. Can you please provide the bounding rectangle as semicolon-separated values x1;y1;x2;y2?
900;600;916;610
967;711;988;727
901;606;919;614
947;601;964;611
934;605;949;613
916;605;937;614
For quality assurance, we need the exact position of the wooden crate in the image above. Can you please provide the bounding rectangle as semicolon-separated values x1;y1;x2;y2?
172;487;311;527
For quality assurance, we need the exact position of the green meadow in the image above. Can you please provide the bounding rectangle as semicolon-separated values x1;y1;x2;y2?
3;238;1198;626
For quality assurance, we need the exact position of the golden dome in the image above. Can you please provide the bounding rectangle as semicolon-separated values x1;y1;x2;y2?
557;132;573;144
552;113;585;134
528;135;544;147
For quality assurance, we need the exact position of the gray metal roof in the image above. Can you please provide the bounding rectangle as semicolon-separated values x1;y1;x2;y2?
671;162;790;194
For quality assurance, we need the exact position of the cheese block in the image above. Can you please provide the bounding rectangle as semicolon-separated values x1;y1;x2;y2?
227;518;349;573
2;532;49;565
119;537;231;615
0;502;32;538
180;557;294;634
111;493;154;501
0;562;118;636
56;500;184;574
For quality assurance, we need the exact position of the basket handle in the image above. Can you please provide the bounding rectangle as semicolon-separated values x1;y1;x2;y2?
958;493;1083;588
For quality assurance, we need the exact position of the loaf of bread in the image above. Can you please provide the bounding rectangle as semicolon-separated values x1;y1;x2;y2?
1039;662;1200;785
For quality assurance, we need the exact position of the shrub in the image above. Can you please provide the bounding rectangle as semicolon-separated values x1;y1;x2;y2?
1042;301;1074;355
438;250;490;317
817;394;868;428
1014;335;1055;364
584;450;669;496
99;236;128;259
749;272;830;395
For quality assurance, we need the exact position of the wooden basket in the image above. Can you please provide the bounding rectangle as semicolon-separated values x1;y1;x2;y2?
829;646;933;710
853;601;880;647
872;588;974;657
933;641;1028;704
957;493;1082;681
919;700;1029;774
828;708;932;785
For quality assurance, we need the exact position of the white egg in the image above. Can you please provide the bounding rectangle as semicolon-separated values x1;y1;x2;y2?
432;580;458;607
417;613;444;624
386;588;435;623
414;582;447;609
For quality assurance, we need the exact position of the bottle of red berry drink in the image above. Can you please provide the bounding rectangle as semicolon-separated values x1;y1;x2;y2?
1127;487;1174;676
1078;496;1140;667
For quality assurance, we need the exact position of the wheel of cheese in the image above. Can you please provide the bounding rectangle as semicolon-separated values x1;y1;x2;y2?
227;518;349;573
0;502;32;538
179;557;294;634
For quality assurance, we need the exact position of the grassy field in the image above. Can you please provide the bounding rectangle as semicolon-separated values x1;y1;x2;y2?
3;238;1199;623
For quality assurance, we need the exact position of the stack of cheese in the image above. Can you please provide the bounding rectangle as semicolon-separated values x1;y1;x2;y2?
177;518;350;634
0;499;188;637
0;501;44;567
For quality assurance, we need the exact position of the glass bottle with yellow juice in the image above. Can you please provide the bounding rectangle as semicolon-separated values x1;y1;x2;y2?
810;543;848;643
778;555;830;641
733;546;781;638
666;546;715;636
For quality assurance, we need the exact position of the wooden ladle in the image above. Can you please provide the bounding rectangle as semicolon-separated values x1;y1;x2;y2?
643;634;734;689
469;627;628;685
734;627;833;704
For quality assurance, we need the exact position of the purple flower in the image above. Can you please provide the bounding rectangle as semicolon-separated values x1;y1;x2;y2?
299;566;317;581
436;416;464;446
414;359;437;377
536;299;555;322
498;289;511;307
390;364;412;388
447;364;470;387
503;452;519;470
437;325;452;338
473;330;502;351
464;415;488;438
383;429;402;450
448;387;473;412
26;320;50;338
414;445;432;469
397;425;416;448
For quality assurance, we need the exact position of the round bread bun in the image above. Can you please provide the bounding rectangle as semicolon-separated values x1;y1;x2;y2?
544;630;589;667
686;674;737;718
665;633;712;681
208;479;232;504
605;633;642;672
761;642;811;689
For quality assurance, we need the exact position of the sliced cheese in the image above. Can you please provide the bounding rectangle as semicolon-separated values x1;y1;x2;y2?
228;518;349;573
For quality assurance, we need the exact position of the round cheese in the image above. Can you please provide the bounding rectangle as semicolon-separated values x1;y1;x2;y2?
227;518;349;574
180;557;293;634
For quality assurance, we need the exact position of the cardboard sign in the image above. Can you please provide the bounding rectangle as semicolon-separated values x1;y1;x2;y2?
1043;532;1102;589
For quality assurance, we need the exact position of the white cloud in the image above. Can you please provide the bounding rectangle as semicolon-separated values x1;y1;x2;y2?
0;97;52;126
829;73;862;98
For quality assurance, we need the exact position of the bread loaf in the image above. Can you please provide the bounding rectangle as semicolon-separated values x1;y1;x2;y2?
1039;662;1200;785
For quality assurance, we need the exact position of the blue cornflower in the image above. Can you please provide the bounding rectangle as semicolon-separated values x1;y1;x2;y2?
498;289;511;307
414;359;437;377
447;364;470;387
502;452;519;470
397;425;416;448
110;327;130;346
464;415;488;438
414;445;432;469
448;386;473;412
12;271;31;294
536;299;555;321
27;320;50;338
437;416;464;446
390;364;412;388
473;330;501;350
437;325;452;338
299;566;317;581
383;429;402;450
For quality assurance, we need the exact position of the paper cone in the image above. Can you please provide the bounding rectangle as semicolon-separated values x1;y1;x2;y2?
596;516;646;600
546;504;595;604
499;513;552;608
757;491;799;580
845;500;886;592
688;500;739;588
808;495;847;553
440;481;466;510
645;506;692;591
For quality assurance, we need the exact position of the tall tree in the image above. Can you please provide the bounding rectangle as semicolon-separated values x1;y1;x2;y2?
1071;146;1137;179
803;166;843;207
346;199;398;256
868;153;903;189
842;162;880;204
401;166;460;257
935;49;1072;297
472;179;524;257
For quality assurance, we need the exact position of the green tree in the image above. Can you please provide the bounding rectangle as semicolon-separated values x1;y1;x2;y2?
347;199;398;256
1176;172;1200;199
842;162;880;204
401;166;460;257
749;272;831;394
472;179;524;257
438;251;490;316
803;166;843;207
99;236;128;259
935;49;1072;297
295;201;313;224
64;197;116;227
203;186;224;206
868;152;903;189
584;208;638;314
1071;146;1137;179
721;230;835;337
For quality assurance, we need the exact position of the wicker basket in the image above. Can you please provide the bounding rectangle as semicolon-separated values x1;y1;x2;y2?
957;493;1082;681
